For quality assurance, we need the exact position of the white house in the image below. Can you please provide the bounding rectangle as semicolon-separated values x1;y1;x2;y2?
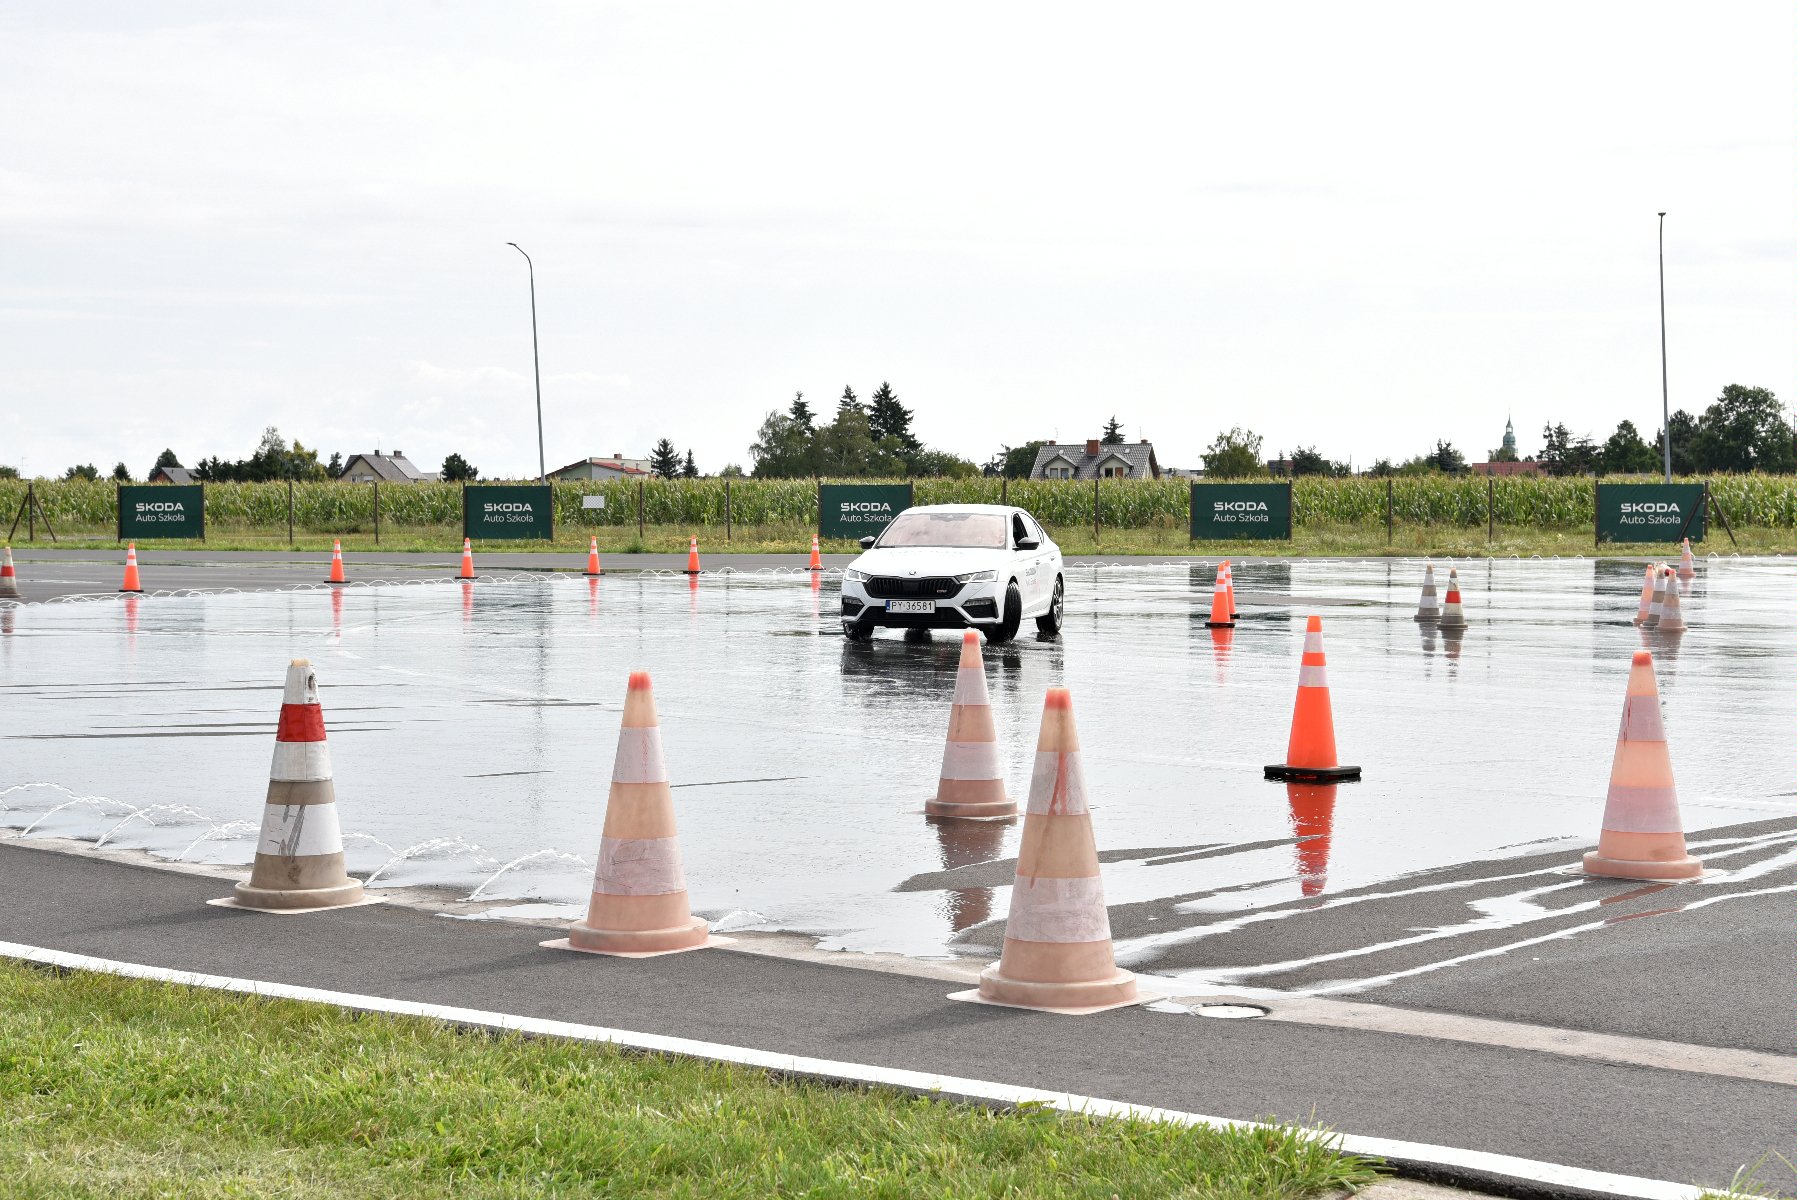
1029;439;1162;481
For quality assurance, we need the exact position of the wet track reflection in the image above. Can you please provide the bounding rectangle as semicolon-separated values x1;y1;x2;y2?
2;559;1792;977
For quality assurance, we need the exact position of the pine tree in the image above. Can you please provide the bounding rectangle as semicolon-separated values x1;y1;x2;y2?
681;449;698;478
867;382;920;453
836;385;862;418
650;438;681;479
788;391;815;433
1101;416;1125;444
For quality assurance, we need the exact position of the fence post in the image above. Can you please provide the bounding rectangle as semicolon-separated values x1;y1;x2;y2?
1487;476;1494;543
637;480;645;538
1001;475;1008;505
1385;478;1393;545
1092;476;1100;544
373;482;380;545
288;478;294;546
725;478;732;543
114;481;120;544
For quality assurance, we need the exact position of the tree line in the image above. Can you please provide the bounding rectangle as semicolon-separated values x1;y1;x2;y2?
749;384;979;478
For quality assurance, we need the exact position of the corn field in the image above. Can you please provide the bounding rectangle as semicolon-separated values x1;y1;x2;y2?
4;474;1797;539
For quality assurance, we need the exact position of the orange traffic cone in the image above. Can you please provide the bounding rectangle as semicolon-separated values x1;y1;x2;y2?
1436;567;1466;628
1582;650;1702;880
1631;564;1657;626
1677;538;1695;580
1265;615;1360;781
325;539;347;584
119;543;143;593
926;631;1016;820
949;688;1154;1014
1655;567;1687;634
1287;782;1337;898
1203;565;1234;628
1224;559;1240;619
1414;562;1441;623
543;672;726;956
584;536;603;577
0;546;18;599
214;660;371;912
684;537;701;575
457;538;475;580
807;534;823;572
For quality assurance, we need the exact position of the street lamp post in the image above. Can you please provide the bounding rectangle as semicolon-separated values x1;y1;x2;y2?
506;242;547;483
1653;212;1667;481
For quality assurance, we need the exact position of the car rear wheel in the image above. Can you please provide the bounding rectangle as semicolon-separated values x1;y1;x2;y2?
1035;577;1064;635
989;582;1023;644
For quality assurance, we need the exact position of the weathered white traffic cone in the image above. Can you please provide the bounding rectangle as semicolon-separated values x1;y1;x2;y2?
1436;567;1467;629
1655;567;1687;634
1582;650;1702;880
1677;538;1696;580
1413;562;1441;623
1631;564;1657;626
1644;564;1667;627
926;630;1016;820
213;660;371;913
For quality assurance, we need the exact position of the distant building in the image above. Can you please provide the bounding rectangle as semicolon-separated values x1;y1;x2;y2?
340;450;434;484
548;455;654;481
1162;465;1205;479
1471;417;1540;475
1266;458;1293;476
147;466;194;484
1029;439;1161;481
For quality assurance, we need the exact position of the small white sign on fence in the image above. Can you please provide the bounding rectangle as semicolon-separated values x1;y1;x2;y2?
581;495;606;510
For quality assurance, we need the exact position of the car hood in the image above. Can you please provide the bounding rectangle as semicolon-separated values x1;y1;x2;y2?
849;547;1007;576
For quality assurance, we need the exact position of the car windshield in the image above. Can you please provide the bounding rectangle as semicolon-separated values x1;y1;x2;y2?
877;511;1007;549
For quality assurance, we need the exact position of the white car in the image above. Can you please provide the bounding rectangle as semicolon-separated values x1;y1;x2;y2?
839;504;1064;643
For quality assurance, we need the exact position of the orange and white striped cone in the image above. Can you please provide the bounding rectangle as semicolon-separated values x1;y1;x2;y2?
949;688;1155;1015
1223;559;1240;619
325;539;347;584
683;536;701;575
1414;562;1441;623
584;537;602;577
1436;567;1466;629
1677;538;1695;580
1582;650;1702;880
543;672;726;957
1631;564;1657;626
807;534;823;572
1654;568;1687;634
0;546;18;599
119;543;143;593
1645;563;1668;626
214;660;370;912
1265;615;1360;782
925;631;1016;821
1203;566;1234;628
457;538;475;580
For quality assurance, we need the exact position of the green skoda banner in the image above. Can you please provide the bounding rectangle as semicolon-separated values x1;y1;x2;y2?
463;484;553;540
1189;482;1292;540
1596;482;1706;544
118;484;205;540
819;483;912;540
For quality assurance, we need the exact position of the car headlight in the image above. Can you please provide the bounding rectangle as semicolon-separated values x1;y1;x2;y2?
954;570;997;584
843;568;870;583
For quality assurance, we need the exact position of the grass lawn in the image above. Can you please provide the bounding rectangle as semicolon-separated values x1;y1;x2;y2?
0;960;1383;1199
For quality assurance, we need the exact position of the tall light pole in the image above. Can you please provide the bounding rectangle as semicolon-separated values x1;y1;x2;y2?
506;242;547;483
1653;212;1667;481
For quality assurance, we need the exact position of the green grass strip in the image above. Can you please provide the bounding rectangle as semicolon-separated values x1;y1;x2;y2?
0;960;1382;1199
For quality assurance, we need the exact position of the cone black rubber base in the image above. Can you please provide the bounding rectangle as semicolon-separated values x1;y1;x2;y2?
119;588;142;594
1204;620;1236;629
1264;763;1361;782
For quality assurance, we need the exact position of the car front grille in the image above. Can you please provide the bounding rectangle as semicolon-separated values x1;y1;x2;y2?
864;576;961;600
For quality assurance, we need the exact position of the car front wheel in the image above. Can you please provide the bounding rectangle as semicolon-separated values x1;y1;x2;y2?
1035;577;1064;636
842;619;874;642
989;582;1023;644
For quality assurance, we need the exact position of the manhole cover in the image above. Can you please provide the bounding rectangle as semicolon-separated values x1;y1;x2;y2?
1196;1003;1269;1019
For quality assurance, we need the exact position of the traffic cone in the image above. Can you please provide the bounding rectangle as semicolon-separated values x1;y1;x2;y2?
1287;783;1337;898
1631;564;1657;626
543;672;725;956
1582;650;1702;880
1224;559;1240;619
324;539;347;584
1265;615;1360;781
457;538;475;580
1203;566;1234;628
1436;568;1466;628
584;536;603;577
949;688;1154;1014
0;546;18;599
119;543;143;593
1645;563;1668;627
1655;567;1687;634
1677;538;1695;580
807;534;823;572
926;630;1016;820
215;660;370;912
1413;562;1441;623
684;537;701;575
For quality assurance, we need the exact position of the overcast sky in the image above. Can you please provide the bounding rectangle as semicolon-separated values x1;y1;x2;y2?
3;2;1791;479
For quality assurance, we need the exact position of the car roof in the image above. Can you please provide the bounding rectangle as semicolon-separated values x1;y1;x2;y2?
899;503;1018;515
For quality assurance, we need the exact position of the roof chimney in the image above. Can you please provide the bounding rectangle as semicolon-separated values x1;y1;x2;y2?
1046;439;1054;445
1085;439;1101;456
392;449;402;458
612;452;621;458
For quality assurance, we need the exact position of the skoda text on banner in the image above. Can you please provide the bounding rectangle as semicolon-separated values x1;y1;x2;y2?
117;484;205;540
462;485;553;540
818;483;913;541
1596;483;1706;544
1189;482;1292;541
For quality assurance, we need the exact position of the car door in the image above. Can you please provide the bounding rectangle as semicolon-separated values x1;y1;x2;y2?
1011;510;1049;612
1021;512;1055;611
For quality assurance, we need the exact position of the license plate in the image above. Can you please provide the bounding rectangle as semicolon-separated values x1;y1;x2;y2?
886;600;935;614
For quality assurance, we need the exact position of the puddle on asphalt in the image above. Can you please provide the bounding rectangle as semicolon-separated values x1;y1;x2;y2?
2;559;1793;980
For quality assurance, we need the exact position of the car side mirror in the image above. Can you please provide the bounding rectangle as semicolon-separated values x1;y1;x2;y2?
1016;537;1039;550
858;536;876;549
